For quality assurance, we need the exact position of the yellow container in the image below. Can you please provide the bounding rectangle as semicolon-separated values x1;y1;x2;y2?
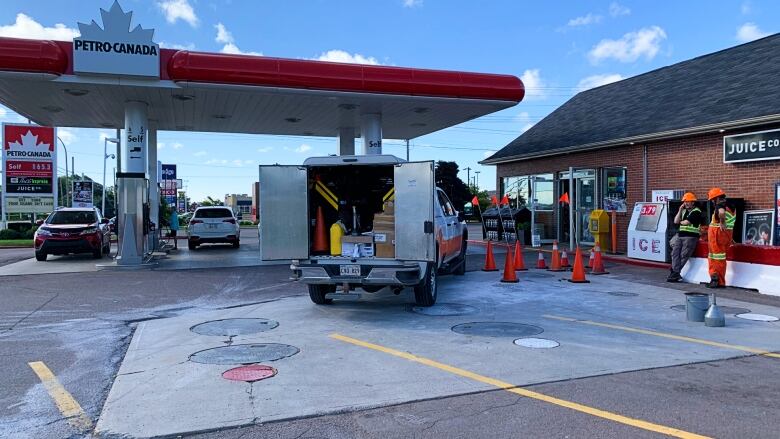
589;209;611;249
330;221;345;256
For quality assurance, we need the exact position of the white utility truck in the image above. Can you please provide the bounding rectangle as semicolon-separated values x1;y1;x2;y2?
258;155;467;306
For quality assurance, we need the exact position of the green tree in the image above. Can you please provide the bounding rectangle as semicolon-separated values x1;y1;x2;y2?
199;196;224;206
435;161;471;212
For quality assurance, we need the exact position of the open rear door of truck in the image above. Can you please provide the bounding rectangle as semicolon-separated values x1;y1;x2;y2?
258;165;309;260
394;161;436;262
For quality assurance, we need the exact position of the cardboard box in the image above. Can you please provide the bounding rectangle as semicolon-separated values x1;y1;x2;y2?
373;231;395;243
375;242;395;258
341;235;374;257
383;201;395;215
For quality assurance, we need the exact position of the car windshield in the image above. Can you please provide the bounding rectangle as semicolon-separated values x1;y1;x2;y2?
194;208;233;219
48;211;96;225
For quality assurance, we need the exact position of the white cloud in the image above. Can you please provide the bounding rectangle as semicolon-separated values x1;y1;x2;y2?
295;144;312;154
588;26;667;64
520;69;546;100
157;0;199;27
316;50;379;65
157;142;166;150
0;106;6;118
403;0;423;8
576;73;624;92
736;22;770;42
231;159;243;167
514;112;535;133
567;13;602;27
244;159;255;165
205;159;228;165
609;2;631;17
0;13;78;41
257;147;273;153
159;41;196;50
171;142;184;150
482;150;496;159
57;128;77;144
193;150;207;157
214;23;262;56
741;1;752;15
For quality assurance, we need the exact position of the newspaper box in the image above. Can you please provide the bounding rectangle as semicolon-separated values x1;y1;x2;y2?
589;209;610;249
627;202;669;262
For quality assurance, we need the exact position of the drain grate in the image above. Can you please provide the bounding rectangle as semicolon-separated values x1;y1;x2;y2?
670;305;750;314
190;343;299;365
222;364;277;382
412;303;479;316
452;322;543;338
190;318;279;337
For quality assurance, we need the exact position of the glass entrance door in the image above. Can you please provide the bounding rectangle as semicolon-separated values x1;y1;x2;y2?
576;174;596;243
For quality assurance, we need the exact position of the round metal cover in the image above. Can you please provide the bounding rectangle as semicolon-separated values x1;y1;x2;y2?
735;313;779;322
670;305;750;314
190;318;279;336
222;364;277;382
452;322;543;338
190;343;299;365
412;303;478;316
514;337;560;349
607;291;638;297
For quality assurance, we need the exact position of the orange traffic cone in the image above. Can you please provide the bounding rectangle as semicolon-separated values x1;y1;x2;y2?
535;250;547;269
568;247;590;283
548;240;565;272
590;244;609;275
513;240;527;271
501;246;519;283
587;249;594;268
312;206;329;253
482;240;498;272
560;249;571;268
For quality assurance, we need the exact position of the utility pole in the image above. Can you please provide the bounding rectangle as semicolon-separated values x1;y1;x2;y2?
465;167;472;189
405;139;410;161
475;171;481;190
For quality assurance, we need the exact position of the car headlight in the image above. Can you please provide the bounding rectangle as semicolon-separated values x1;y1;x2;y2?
36;228;52;236
80;227;98;235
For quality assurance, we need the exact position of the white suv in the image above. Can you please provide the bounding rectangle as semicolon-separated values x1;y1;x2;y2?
187;207;240;249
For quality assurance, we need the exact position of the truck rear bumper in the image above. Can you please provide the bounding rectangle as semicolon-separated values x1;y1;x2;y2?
292;262;422;286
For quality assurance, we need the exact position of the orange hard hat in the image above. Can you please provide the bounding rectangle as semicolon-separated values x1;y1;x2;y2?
707;187;726;200
682;192;697;202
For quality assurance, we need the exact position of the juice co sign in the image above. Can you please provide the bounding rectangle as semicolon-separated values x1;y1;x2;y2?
73;1;159;78
2;124;57;214
724;128;780;163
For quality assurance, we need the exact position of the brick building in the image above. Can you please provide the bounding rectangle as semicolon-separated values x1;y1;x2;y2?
482;35;780;253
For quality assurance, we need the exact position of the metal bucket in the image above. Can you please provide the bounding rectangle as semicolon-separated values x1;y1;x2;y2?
685;293;709;322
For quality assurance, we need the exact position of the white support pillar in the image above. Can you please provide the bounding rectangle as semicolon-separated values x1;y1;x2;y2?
360;113;382;155
116;101;148;266
147;127;159;252
338;127;355;156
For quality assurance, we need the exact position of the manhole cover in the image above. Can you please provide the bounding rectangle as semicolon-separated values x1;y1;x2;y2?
607;291;638;297
670;305;750;314
190;318;279;336
412;303;478;316
222;364;277;382
513;337;560;349
735;313;779;322
452;322;543;338
190;343;299;365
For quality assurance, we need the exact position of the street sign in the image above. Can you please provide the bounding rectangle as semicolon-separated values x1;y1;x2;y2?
2;124;57;214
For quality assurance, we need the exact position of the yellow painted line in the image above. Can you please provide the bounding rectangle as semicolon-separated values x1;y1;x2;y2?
330;333;710;439
382;187;395;202
543;315;780;359
28;361;93;431
314;183;338;210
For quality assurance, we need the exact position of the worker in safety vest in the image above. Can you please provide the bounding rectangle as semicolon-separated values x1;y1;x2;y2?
667;192;702;282
706;188;736;288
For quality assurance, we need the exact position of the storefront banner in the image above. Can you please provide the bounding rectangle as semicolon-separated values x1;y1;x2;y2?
161;164;177;205
5;196;54;213
724;128;780;163
743;210;774;246
651;190;676;204
72;180;94;208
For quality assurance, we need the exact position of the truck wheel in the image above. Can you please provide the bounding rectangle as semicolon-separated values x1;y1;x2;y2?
92;244;103;259
453;237;467;276
35;251;47;262
414;262;438;307
188;240;198;250
308;284;335;305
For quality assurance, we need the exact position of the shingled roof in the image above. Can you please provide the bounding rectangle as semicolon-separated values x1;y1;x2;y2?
482;34;780;164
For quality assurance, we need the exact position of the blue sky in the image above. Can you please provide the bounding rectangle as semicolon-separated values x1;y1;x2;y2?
0;0;776;201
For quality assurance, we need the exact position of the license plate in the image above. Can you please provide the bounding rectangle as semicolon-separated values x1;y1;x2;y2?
339;264;361;276
208;224;218;229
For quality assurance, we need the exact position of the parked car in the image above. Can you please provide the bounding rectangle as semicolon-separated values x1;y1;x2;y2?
187;207;240;249
34;207;112;261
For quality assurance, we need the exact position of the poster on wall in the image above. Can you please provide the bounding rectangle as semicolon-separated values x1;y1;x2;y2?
72;180;94;208
602;167;627;212
2;124;57;215
743;210;775;246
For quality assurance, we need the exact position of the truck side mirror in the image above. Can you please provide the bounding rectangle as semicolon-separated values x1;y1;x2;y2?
35;219;44;226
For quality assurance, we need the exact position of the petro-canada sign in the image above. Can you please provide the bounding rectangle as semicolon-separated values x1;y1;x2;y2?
73;1;159;78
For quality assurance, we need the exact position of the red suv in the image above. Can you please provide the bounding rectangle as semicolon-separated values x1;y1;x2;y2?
34;208;112;261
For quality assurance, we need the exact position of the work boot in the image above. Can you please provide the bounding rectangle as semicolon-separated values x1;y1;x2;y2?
706;275;719;289
667;272;681;282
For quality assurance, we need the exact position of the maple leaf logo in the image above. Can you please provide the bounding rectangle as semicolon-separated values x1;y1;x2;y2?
6;131;53;151
77;0;155;44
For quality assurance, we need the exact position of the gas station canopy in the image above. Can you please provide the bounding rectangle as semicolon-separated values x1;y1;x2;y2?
0;37;524;138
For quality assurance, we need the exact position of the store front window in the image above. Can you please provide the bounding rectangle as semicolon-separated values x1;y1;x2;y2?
502;176;529;208
602;167;627;212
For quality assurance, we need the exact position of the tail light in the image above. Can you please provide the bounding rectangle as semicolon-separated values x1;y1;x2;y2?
190;219;203;224
223;218;236;224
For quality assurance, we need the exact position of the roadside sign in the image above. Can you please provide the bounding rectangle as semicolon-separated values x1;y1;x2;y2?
2;124;57;215
72;180;94;208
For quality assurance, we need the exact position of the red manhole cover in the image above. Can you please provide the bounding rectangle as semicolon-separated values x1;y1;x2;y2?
222;364;277;382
